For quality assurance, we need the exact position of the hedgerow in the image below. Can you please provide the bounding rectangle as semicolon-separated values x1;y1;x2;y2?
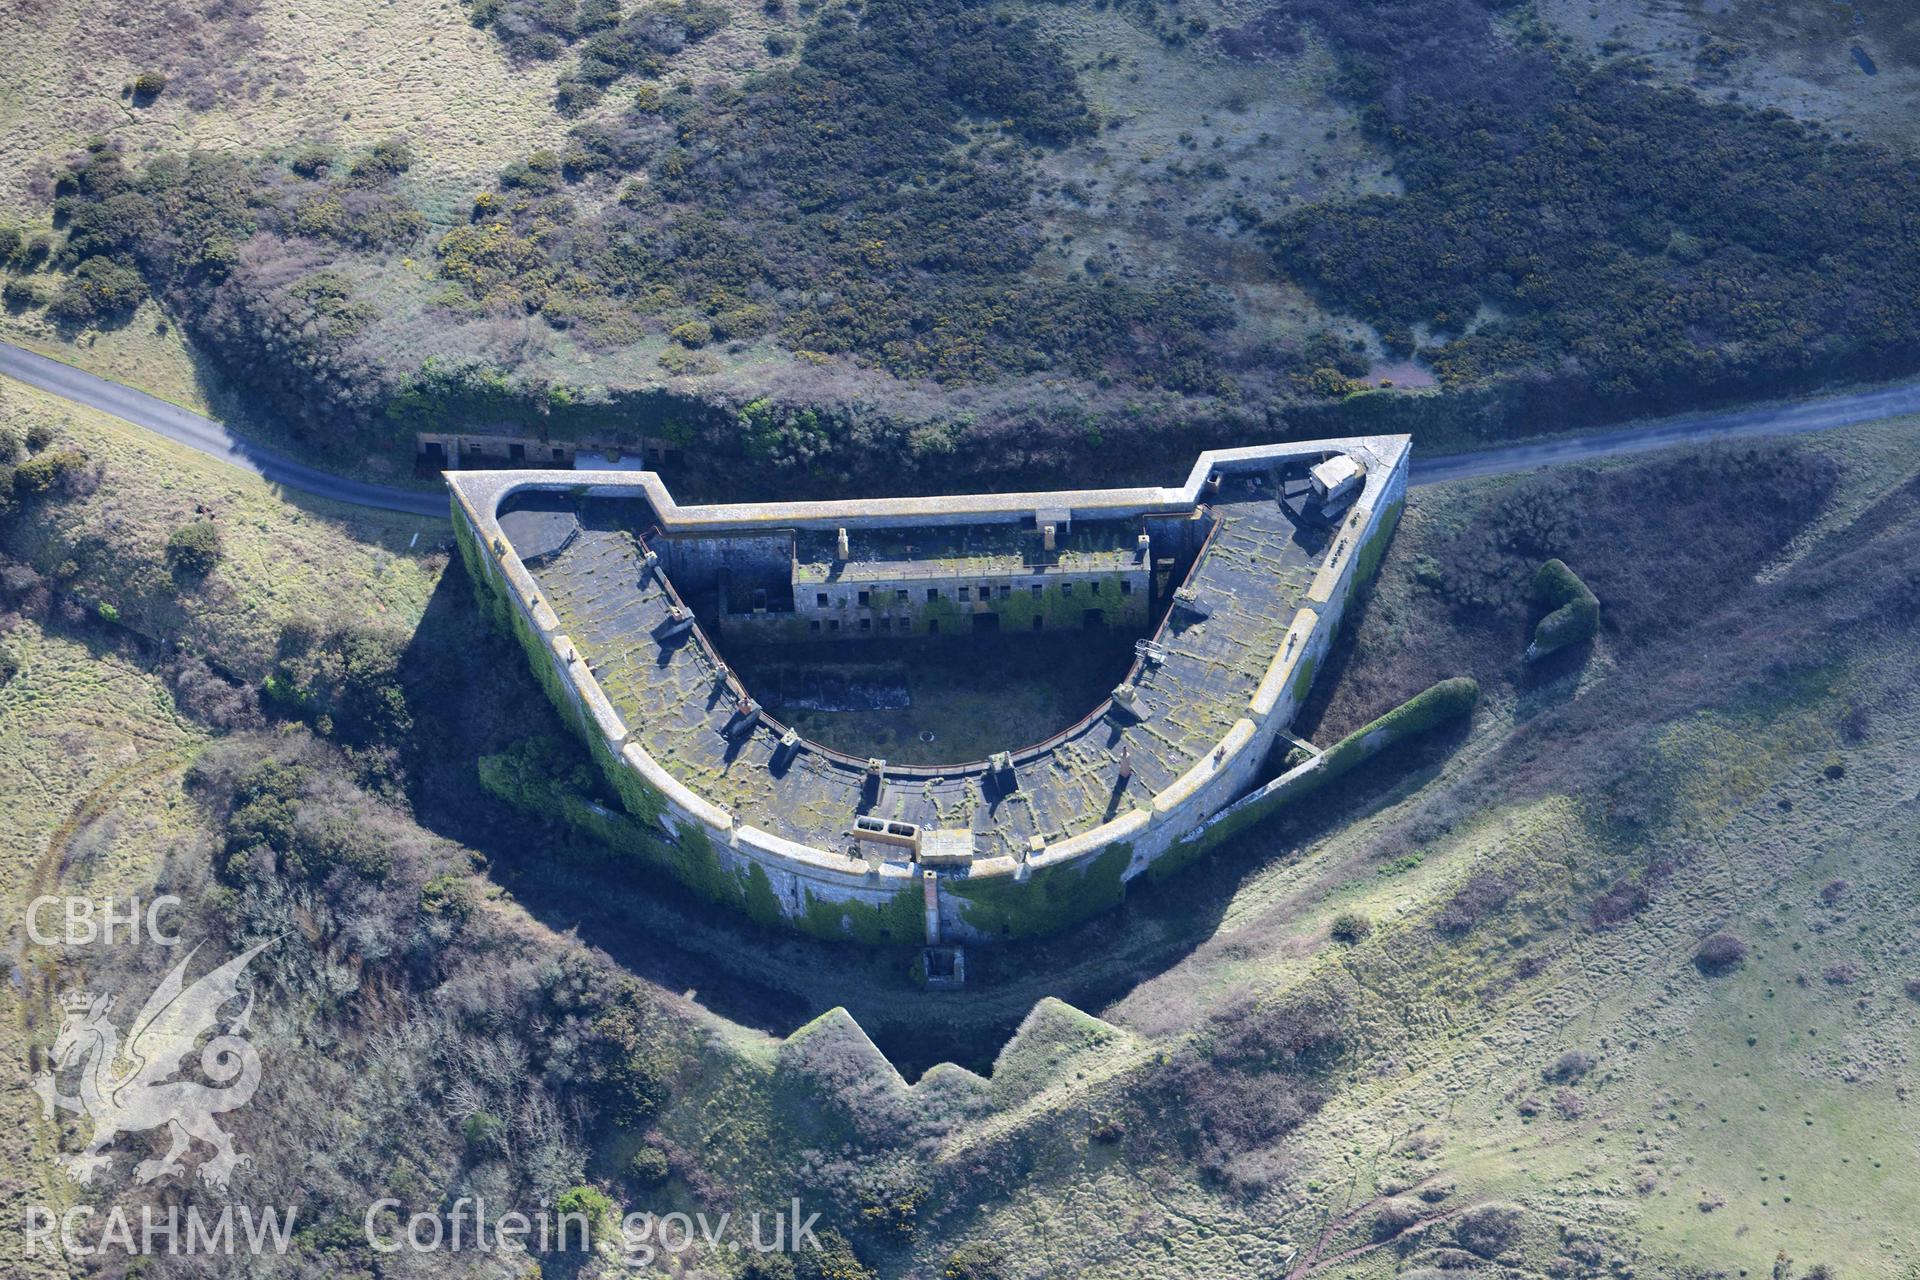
1527;558;1598;660
1316;676;1479;776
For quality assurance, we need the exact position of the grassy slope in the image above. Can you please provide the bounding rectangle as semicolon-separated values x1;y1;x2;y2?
1281;665;1920;1280
888;421;1920;1277
1022;4;1394;357
0;379;444;678
0;0;1399;439
0;620;204;1280
0;0;570;224
1538;0;1920;149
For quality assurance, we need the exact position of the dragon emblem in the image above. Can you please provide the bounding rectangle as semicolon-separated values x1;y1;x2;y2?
31;940;272;1190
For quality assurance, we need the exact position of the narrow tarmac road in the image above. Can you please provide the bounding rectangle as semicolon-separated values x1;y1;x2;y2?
1407;377;1920;486
0;341;446;517
5;338;1918;512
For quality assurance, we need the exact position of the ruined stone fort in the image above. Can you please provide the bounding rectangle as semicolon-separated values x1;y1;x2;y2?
449;436;1409;975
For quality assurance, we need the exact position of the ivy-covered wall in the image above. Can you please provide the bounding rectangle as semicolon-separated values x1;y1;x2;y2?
1163;676;1479;870
454;500;667;825
948;841;1131;939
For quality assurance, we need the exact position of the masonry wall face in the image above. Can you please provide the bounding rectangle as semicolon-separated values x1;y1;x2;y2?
453;436;1411;945
723;566;1152;643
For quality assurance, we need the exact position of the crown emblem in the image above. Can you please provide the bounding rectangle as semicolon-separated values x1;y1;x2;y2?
59;990;97;1014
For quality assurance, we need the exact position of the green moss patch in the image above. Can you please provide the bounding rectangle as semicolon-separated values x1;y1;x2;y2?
1528;558;1599;660
950;840;1130;939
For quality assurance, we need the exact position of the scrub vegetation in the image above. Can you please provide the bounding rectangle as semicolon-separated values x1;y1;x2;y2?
8;0;1920;496
13;417;1918;1279
6;0;1920;1274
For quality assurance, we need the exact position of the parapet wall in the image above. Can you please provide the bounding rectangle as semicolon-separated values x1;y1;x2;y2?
450;436;1410;945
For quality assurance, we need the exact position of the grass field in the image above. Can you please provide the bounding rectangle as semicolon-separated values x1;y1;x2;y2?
0;0;571;224
0;619;204;1280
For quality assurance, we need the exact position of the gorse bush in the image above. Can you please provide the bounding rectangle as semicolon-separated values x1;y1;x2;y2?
1329;911;1372;943
47;256;145;325
264;623;412;750
438;0;1234;395
219;756;397;882
626;1143;670;1187
164;519;223;579
1452;1205;1521;1258
1694;931;1748;974
52;140;409;440
1527;558;1599;660
942;1242;1009;1280
1543;1050;1595;1084
12;448;92;498
1265;0;1920;412
1371;1198;1422;1240
2;278;46;311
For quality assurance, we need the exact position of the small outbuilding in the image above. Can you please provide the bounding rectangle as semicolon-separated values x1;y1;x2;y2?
1308;454;1366;512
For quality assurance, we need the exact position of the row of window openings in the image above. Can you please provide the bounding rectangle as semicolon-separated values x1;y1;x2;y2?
454;443;672;462
809;612;1104;634
813;580;1132;610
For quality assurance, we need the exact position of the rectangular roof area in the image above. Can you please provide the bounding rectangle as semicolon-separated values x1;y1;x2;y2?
793;520;1144;584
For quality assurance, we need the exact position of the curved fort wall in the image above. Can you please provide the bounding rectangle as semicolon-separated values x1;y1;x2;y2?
450;438;1409;944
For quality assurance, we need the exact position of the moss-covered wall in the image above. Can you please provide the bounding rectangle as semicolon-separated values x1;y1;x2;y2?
948;842;1131;939
1289;653;1318;706
800;880;926;945
1164;676;1479;869
1353;497;1405;588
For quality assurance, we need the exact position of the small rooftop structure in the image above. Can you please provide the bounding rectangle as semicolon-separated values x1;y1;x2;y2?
917;829;976;869
1309;454;1366;512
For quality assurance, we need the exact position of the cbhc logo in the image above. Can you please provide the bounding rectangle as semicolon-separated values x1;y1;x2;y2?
25;896;183;946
